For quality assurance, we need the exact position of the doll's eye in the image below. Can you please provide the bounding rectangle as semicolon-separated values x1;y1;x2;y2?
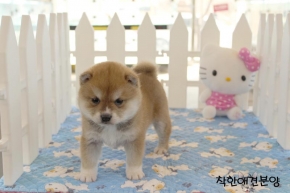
212;70;217;76
241;75;246;81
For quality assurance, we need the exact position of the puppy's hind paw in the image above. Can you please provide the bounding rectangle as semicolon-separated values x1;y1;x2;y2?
75;168;97;182
154;146;168;155
126;166;145;180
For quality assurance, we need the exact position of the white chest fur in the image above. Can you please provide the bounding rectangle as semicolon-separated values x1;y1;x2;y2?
100;125;135;149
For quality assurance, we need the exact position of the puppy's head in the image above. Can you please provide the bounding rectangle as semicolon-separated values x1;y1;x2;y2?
78;61;141;126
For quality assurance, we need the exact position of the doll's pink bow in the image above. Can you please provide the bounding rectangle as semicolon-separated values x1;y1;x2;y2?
238;48;260;72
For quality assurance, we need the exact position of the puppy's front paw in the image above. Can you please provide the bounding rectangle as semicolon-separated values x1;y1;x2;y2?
126;166;144;180
75;168;97;182
154;146;168;155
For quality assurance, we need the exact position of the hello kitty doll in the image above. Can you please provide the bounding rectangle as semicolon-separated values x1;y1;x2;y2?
199;44;260;120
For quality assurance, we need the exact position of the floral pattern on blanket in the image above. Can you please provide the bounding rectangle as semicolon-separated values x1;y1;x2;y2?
1;107;290;193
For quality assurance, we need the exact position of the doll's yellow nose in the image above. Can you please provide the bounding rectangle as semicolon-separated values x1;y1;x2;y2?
226;77;231;82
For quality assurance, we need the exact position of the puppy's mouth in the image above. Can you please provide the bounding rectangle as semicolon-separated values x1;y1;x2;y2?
89;119;114;126
88;120;114;127
87;118;115;127
88;118;133;131
100;122;113;126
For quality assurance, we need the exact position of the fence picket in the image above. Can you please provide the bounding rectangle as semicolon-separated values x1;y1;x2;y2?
137;13;156;64
36;14;53;148
199;14;220;108
57;13;67;122
168;13;188;108
266;14;283;137
232;14;252;50
253;14;266;115
19;15;39;164
0;16;23;186
75;13;94;94
277;13;290;149
200;14;220;50
49;13;61;134
107;13;125;64
258;14;274;126
63;13;71;115
232;14;252;110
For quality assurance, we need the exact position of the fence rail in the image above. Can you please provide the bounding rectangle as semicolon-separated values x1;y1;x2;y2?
0;11;289;186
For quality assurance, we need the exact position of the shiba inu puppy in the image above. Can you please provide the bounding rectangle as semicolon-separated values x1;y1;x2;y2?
76;61;171;182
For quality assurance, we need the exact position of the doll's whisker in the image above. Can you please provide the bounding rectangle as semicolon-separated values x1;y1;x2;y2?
199;73;206;75
200;78;207;80
200;67;207;70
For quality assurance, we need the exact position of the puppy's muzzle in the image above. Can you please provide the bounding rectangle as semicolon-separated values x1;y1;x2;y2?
101;114;112;123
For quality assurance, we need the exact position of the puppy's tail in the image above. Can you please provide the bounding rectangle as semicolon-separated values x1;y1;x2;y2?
133;62;157;77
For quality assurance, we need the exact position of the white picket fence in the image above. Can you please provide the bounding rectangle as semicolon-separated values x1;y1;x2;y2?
0;11;289;186
253;13;290;150
0;13;71;186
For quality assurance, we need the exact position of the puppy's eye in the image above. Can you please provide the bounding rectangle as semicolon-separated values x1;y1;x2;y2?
212;70;217;76
241;75;246;81
92;97;100;104
114;98;123;106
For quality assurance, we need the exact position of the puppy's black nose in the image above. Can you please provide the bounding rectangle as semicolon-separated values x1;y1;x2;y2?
101;114;112;123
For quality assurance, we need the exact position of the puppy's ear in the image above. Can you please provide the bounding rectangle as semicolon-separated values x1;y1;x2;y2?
125;74;138;87
80;71;92;85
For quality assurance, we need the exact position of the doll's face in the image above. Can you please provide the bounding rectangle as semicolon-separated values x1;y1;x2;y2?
200;45;256;95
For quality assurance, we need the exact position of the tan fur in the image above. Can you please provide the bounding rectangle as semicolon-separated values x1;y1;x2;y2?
133;61;158;77
76;61;171;182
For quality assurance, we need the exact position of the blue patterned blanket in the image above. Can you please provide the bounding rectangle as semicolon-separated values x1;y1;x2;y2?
0;107;290;193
